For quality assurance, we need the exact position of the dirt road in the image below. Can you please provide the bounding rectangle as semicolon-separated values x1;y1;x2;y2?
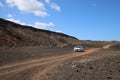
0;48;99;80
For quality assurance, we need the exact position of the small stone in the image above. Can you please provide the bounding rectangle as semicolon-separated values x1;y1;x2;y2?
89;67;93;69
107;77;112;79
72;64;77;68
76;69;79;72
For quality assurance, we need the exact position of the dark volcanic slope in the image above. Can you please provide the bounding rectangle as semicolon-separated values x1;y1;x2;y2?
0;18;80;47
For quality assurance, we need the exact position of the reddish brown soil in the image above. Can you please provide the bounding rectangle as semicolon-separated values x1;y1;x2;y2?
0;48;99;80
40;49;120;80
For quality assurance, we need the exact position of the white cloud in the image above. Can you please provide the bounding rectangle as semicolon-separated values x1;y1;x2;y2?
45;0;61;12
7;14;13;18
6;0;61;17
0;1;4;7
34;10;49;17
6;14;55;30
7;14;26;25
7;18;26;25
6;0;49;17
55;30;62;33
50;3;61;12
35;22;55;29
6;14;62;32
45;0;50;4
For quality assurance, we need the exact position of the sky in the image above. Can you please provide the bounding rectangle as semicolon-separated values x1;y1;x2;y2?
0;0;120;41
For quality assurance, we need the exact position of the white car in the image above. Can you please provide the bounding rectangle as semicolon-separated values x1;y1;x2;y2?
73;45;84;52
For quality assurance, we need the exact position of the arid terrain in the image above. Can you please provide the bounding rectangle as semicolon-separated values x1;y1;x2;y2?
0;18;80;47
39;48;120;80
0;18;120;80
0;47;120;80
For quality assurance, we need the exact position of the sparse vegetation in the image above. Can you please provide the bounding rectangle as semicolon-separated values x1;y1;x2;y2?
0;18;120;80
0;18;80;47
109;42;120;49
78;40;108;48
0;18;120;48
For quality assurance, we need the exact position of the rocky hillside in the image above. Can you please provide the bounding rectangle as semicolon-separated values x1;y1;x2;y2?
0;18;80;47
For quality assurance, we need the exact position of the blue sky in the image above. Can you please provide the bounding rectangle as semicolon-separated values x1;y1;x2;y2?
0;0;120;41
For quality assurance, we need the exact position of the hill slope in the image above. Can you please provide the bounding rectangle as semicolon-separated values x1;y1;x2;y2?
0;18;80;47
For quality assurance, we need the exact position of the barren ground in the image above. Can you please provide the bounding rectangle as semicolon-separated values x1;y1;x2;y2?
0;47;120;80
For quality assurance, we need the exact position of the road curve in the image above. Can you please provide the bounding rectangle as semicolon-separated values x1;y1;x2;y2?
0;48;100;80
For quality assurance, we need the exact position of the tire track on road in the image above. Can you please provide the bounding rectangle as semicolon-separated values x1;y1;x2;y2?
0;48;100;80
